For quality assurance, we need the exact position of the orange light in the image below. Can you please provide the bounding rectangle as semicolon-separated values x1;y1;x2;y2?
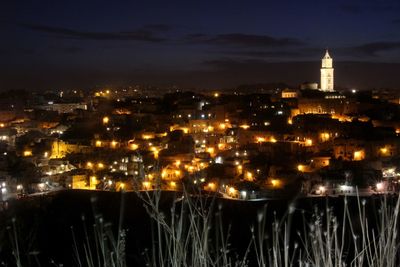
297;164;304;172
206;147;215;155
111;140;118;148
256;137;266;143
354;150;364;161
142;181;151;190
208;182;216;190
102;116;109;124
142;134;152;140
130;143;139;150
271;179;280;187
228;187;236;195
95;140;102;147
23;150;32;157
246;172;253;181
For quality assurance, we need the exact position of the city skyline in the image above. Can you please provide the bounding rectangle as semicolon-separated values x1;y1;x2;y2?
1;0;400;90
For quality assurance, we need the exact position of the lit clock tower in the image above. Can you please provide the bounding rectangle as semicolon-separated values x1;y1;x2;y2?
320;50;334;91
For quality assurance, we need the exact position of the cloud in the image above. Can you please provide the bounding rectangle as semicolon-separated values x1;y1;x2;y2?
186;33;304;47
352;42;400;56
16;22;167;42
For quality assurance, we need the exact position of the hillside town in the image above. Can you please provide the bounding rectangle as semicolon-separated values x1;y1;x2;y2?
1;52;400;201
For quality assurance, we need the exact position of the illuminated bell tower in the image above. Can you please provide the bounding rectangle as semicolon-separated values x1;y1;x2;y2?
320;50;334;91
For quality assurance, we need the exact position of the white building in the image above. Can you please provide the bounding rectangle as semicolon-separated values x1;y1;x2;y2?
320;50;334;92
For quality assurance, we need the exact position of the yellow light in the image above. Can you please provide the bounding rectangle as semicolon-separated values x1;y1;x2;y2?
219;123;226;130
240;124;250;130
320;132;330;141
206;147;215;154
214;92;219;98
270;137;277;143
97;163;104;169
175;170;181;176
207;126;214;132
161;171;166;178
170;181;176;188
106;90;110;94
142;134;152;140
102;116;109;124
305;139;313;146
354;150;363;161
237;164;243;170
143;181;151;190
256;137;266;143
208;182;216;190
228;187;236;195
130;143;139;150
287;118;292;124
111;140;118;148
175;160;181;167
271;179;280;187
87;162;93;168
297;164;304;172
95;140;102;147
91;176;97;182
120;183;125;190
380;147;388;154
23;150;32;157
0;123;4;128
246;172;253;181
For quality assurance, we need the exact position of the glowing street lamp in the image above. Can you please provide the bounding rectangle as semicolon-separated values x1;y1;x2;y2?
376;182;384;192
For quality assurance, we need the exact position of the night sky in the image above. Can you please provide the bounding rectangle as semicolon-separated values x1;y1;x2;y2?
1;0;400;90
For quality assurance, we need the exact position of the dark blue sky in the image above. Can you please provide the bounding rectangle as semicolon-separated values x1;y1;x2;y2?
1;0;400;90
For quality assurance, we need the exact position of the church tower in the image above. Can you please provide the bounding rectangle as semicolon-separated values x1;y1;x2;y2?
320;50;334;91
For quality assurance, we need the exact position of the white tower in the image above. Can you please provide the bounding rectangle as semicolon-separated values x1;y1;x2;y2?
320;50;334;91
